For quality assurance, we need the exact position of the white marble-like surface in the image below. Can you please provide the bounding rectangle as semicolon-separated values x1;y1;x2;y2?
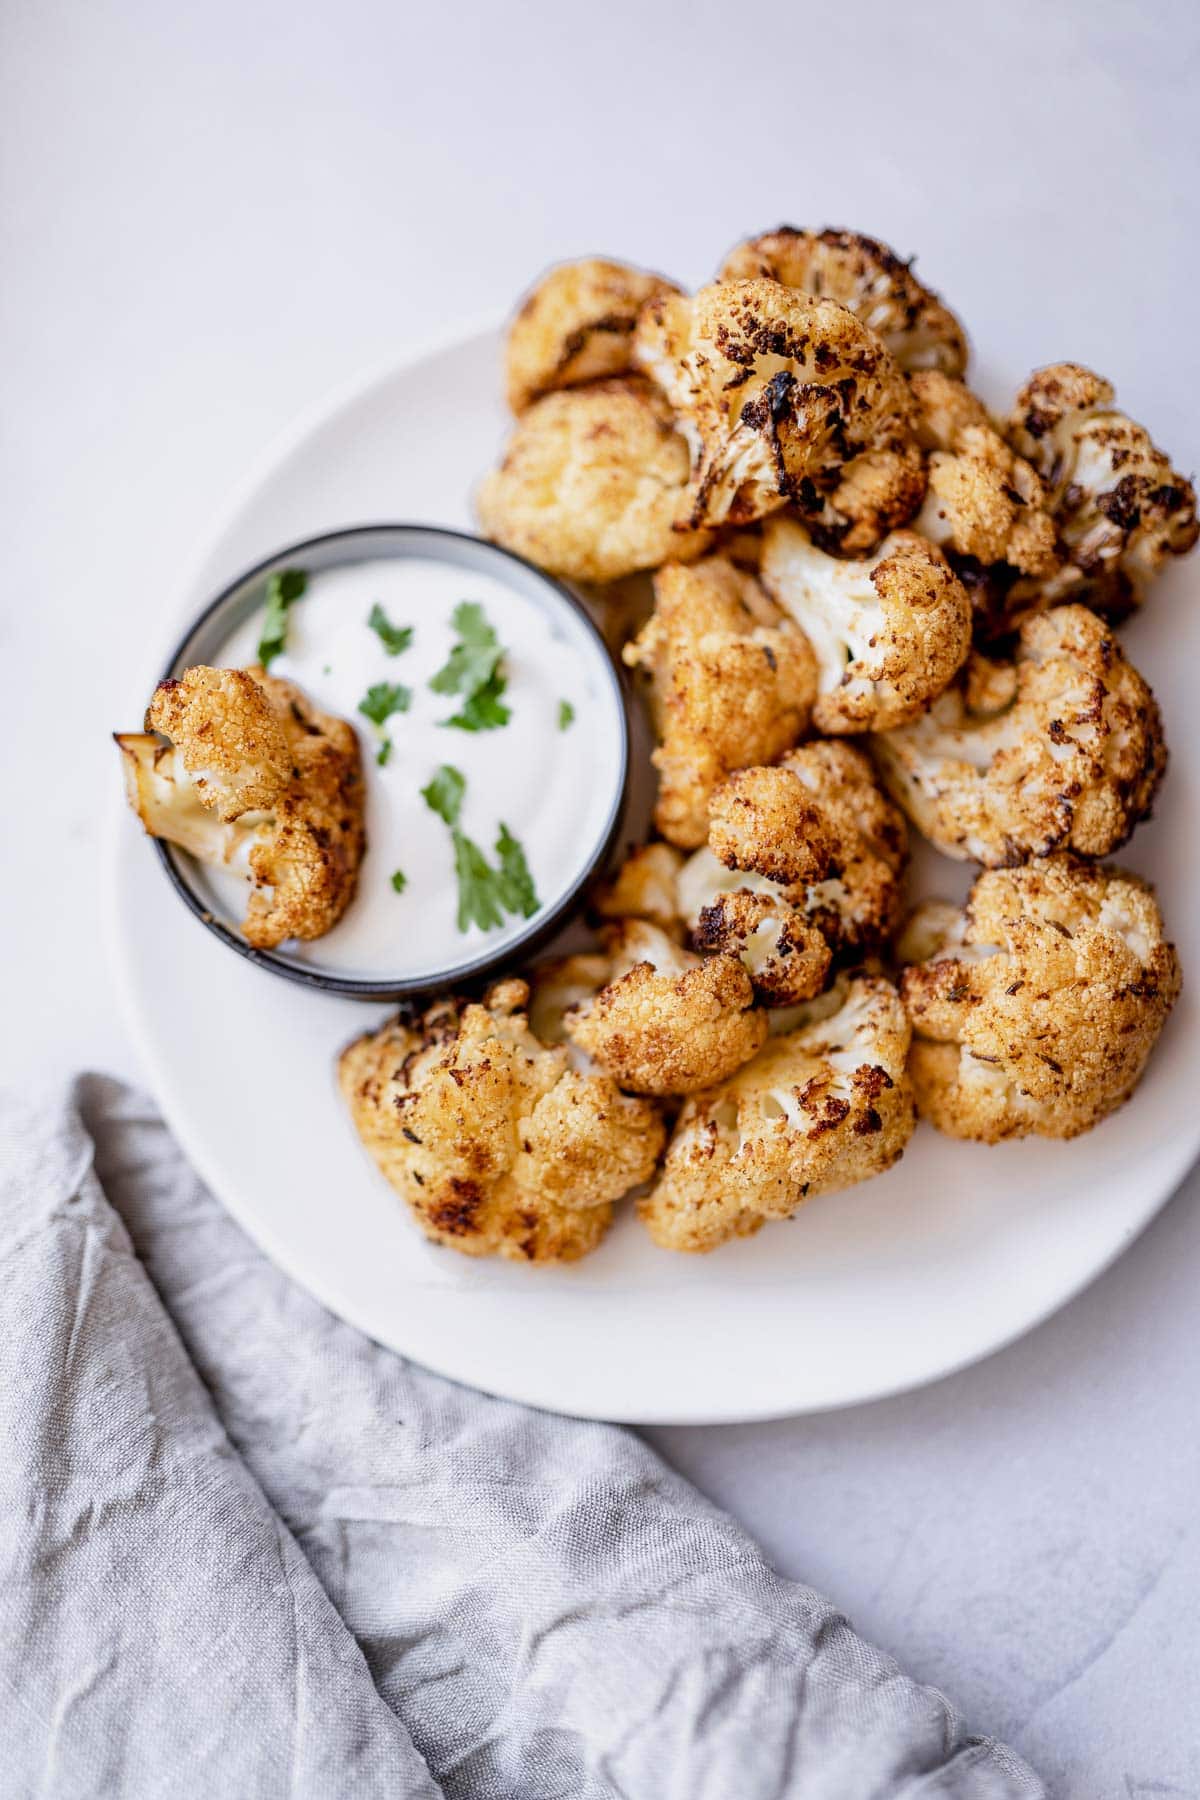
4;1;1198;1790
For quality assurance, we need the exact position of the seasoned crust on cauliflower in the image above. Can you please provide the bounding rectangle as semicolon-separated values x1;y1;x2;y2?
900;857;1180;1141
557;920;767;1096
870;605;1166;866
634;279;923;539
909;371;1060;633
717;227;969;377
592;841;685;935
624;553;817;847
476;378;710;583
676;742;908;1004
639;976;915;1252
505;258;682;413
338;979;664;1262
760;517;971;732
117;664;365;948
1006;362;1199;613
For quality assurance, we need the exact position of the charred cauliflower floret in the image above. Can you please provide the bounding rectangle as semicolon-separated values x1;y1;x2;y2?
476;378;710;584
900;856;1180;1142
760;516;971;732
910;370;1060;633
117;664;365;949
504;257;681;413
634;278;923;540
639;976;915;1252
717;227;969;377
870;605;1166;865
676;743;909;1004
1006;363;1199;613
339;979;664;1262
623;552;817;847
555;919;766;1096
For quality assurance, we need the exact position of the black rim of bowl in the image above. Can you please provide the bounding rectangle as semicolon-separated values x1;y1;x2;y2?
151;523;631;1000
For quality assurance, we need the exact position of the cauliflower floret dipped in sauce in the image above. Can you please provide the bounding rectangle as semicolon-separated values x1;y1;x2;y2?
634;278;924;543
870;605;1166;866
909;370;1061;636
476;377;710;584
339;979;664;1263
899;856;1180;1141
674;743;909;1005
1007;363;1199;616
116;664;365;949
760;516;971;732
538;919;767;1097
639;976;916;1253
623;551;817;848
717;227;969;377
504;257;682;414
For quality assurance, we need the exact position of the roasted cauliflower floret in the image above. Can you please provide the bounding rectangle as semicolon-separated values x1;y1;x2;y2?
871;605;1166;865
339;979;664;1262
1006;363;1198;613
900;857;1180;1141
717;227;969;377
760;516;971;732
556;919;767;1096
634;278;922;538
639;976;915;1252
476;378;710;583
624;552;817;847
504;257;681;413
910;370;1060;633
592;841;685;935
676;743;908;1004
117;664;365;948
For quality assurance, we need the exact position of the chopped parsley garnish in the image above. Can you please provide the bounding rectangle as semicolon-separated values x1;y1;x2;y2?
257;568;308;668
376;736;393;767
558;699;575;732
367;603;414;657
430;600;511;732
358;681;412;727
421;763;465;827
421;765;539;933
390;869;407;894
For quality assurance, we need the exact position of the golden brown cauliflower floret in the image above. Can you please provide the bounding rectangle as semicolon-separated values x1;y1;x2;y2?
899;856;1180;1142
554;919;767;1096
676;743;909;1004
592;841;685;935
639;976;915;1252
717;227;969;377
116;664;365;949
870;605;1166;866
909;371;1061;634
338;979;664;1263
624;553;817;848
1006;362;1199;614
760;516;971;732
634;279;923;539
476;378;710;584
504;257;681;413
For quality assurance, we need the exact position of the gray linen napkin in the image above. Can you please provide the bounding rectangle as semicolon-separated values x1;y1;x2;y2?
0;1077;1043;1799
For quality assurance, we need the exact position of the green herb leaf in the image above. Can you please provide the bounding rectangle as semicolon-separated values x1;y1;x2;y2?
390;869;407;894
257;567;308;668
358;681;411;726
367;603;414;657
493;823;539;918
557;699;575;732
452;829;507;933
376;736;393;767
420;763;465;828
430;599;510;731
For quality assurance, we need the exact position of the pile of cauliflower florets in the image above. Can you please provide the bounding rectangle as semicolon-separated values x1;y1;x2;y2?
346;227;1192;1262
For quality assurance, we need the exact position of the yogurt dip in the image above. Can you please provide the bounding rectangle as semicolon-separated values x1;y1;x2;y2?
210;552;624;981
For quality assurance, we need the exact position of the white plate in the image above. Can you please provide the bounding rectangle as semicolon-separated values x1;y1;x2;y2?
111;324;1200;1423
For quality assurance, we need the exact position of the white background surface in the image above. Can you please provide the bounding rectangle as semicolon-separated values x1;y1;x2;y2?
4;2;1198;1791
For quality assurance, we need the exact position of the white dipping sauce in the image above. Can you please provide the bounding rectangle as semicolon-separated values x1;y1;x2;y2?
213;556;622;979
